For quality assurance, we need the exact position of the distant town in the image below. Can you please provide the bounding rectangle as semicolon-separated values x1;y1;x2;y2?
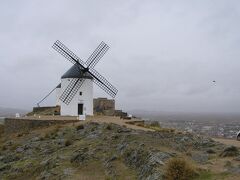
134;111;240;139
160;119;240;139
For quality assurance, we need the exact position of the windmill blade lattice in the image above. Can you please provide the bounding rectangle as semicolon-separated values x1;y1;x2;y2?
85;41;110;68
89;67;118;98
60;78;85;105
52;40;85;68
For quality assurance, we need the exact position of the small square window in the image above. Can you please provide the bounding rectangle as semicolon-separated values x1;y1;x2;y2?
79;92;82;96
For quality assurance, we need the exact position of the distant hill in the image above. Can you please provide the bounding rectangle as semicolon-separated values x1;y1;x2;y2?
0;107;28;117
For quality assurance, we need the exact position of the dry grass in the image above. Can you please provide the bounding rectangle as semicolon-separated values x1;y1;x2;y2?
127;120;176;133
164;157;198;180
0;124;4;137
43;125;62;139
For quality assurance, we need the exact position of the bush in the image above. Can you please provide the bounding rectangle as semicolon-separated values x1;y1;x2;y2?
76;124;84;131
149;121;161;128
105;124;112;130
65;139;73;146
220;146;239;157
164;157;198;180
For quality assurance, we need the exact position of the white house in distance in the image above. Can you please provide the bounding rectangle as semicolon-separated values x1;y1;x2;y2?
56;64;93;116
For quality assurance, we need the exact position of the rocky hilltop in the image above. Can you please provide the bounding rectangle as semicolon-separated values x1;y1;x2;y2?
0;121;240;179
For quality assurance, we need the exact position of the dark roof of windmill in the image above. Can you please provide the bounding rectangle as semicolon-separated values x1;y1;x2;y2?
56;83;61;88
61;64;93;79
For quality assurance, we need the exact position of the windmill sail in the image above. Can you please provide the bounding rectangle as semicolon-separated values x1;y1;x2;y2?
85;41;109;68
60;78;85;105
88;67;118;98
52;40;85;68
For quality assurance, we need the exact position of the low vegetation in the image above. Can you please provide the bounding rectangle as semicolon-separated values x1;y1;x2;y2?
127;120;176;132
76;124;84;131
0;124;4;139
0;121;239;179
164;157;198;180
220;146;239;157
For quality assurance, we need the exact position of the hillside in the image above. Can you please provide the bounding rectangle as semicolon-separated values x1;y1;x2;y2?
0;119;240;179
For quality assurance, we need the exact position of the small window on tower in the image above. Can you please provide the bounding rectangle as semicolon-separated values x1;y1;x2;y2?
79;92;82;96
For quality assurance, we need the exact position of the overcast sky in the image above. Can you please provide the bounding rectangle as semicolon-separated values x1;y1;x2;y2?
0;0;240;113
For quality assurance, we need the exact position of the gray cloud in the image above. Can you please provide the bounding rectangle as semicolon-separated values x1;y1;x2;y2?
0;0;240;113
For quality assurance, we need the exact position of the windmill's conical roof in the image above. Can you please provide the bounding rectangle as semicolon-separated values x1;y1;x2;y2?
61;64;93;79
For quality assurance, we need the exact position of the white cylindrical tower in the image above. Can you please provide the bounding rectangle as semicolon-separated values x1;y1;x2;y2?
59;64;93;116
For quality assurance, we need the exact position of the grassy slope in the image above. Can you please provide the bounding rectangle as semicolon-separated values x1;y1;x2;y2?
0;121;239;179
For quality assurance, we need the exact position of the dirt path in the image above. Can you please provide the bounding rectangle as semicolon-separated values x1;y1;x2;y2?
213;138;240;148
86;115;154;131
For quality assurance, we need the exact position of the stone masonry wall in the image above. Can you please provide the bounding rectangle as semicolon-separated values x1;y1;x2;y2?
5;118;78;134
93;98;115;116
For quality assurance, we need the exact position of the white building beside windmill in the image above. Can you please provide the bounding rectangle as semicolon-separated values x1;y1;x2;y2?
56;64;94;116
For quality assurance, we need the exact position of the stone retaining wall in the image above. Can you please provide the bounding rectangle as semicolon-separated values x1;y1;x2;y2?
4;118;78;134
93;98;115;115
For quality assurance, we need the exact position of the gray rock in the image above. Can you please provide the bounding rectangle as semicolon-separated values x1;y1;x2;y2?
226;165;240;174
31;137;40;142
117;142;128;154
148;152;172;166
146;172;163;180
230;167;240;174
180;136;190;143
117;127;131;133
16;147;24;153
56;138;65;146
191;152;209;164
71;148;89;164
63;168;75;176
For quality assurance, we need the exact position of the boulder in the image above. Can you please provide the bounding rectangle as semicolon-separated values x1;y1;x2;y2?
191;152;209;164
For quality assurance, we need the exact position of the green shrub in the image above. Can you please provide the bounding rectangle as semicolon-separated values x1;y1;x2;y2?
164;157;198;180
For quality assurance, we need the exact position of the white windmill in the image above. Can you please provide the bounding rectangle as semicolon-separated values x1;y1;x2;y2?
37;40;118;116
